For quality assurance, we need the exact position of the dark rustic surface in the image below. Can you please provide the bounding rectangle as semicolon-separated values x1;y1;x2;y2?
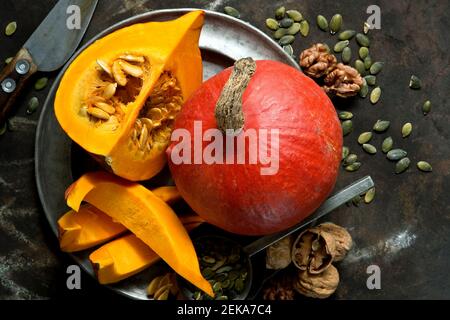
0;0;449;300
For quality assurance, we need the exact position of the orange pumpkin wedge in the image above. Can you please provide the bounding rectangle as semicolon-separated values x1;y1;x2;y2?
55;11;204;181
65;171;213;296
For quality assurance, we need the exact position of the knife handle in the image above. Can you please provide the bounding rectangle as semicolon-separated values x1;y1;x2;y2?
0;48;38;124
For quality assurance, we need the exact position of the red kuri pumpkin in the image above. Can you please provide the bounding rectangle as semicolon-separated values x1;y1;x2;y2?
167;59;342;235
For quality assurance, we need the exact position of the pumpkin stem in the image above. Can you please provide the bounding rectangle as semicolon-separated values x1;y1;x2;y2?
215;57;256;133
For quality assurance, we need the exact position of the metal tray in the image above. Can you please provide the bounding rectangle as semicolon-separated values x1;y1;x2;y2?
35;9;298;300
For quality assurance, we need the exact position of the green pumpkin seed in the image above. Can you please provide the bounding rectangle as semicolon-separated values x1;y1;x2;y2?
358;132;372;144
299;20;309;37
355;59;366;75
409;75;422;89
275;6;286;19
193;291;202;300
317;15;328;31
338;30;356;40
211;258;226;271
287;10;303;22
373;119;390;132
5;57;13;64
342;47;352;64
381;136;393;153
342;146;350;160
359;78;369;98
27;97;39;115
338;111;353;120
216;266;233;274
224;6;240;18
216;295;229;300
343;153;358;166
387;149;407;161
283;45;294;56
417;161;432;172
202;267;214;279
364;56;372;70
364;187;376;203
279;35;295;45
359;47;369;59
221;279;231;289
202;256;216;264
0;122;6;136
402;122;412;138
345;162;361;172
234;278;245;293
287;22;301;35
265;18;279;31
422;100;431;115
279;17;294;28
341;120;353;136
364;22;370;34
364;75;376;86
228;271;240;281
334;40;349;53
329;14;343;34
34;77;48;91
213;282;222;291
370;61;383;75
362;143;377;154
356;33;370;47
395;157;411;174
215;273;228;282
5;21;17;36
274;28;288;39
370;87;381;104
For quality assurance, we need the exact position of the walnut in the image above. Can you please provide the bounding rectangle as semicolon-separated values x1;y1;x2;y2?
291;227;336;274
316;223;352;261
266;235;293;270
262;273;295;300
323;63;363;98
294;265;339;299
300;43;337;78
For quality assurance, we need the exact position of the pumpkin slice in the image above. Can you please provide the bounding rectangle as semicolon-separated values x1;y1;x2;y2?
59;186;182;252
65;171;213;296
90;214;205;284
55;11;204;181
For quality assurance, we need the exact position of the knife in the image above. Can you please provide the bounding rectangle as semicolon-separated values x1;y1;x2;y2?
0;0;98;124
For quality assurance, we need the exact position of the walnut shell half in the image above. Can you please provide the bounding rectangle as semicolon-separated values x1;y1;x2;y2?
294;264;339;299
316;223;353;261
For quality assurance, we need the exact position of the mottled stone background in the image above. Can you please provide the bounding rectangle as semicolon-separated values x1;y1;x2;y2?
0;0;449;299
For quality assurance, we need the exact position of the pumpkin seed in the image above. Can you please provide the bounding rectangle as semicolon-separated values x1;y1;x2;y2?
341;120;353;136
345;162;362;172
210;258;226;271
338;111;353;120
364;22;370;34
359;47;369;59
34;77;48;91
381;136;393;153
275;6;286;19
358;132;372;144
342;146;350;160
338;30;356;40
402;122;412;138
156;289;170;300
228;270;240;281
234;278;245;293
221;279;231;289
147;276;161;296
370;61;383;75
373;119;390;132
343;153;358;166
317;15;328;31
193;291;202;300
216;266;233;274
287;22;301;35
362;143;377;154
329;14;343;34
215;273;228;282
342;47;352;64
287;10;303;22
370;87;381;104
417;161;432;172
265;18;279;30
356;33;370;47
5;21;17;36
279;35;295;46
119;54;145;63
274;28;288;39
202;267;214;279
224;6;240;18
299;20;310;37
364;75;376;86
103;83;117;99
422;100;431;115
202;256;216;264
283;45;294;56
279;17;294;28
88;107;110;120
409;75;421;89
334;40;349;53
364;187;376;203
387;149;407;161
395;157;411;174
355;59;366;75
213;282;222;291
359;79;369;98
0;122;7;136
27;97;39;115
5;57;13;64
364;56;372;70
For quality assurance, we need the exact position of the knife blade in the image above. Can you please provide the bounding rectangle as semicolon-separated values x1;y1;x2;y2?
0;0;98;124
